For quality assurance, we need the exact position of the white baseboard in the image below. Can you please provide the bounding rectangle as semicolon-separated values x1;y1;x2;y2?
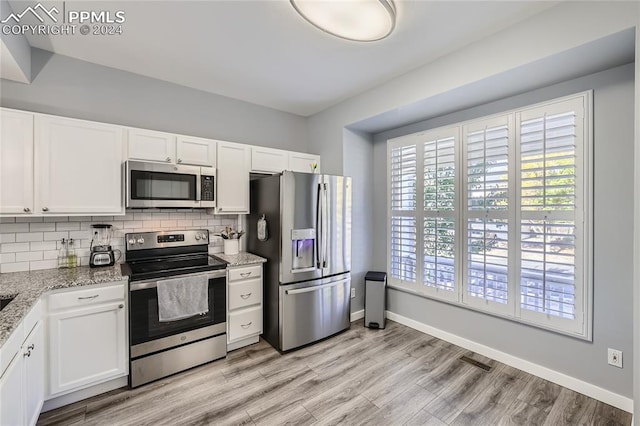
385;311;633;413
350;309;364;322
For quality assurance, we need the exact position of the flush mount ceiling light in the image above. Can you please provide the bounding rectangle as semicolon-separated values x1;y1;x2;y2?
290;0;396;42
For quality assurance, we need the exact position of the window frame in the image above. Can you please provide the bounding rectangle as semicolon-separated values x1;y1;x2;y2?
386;91;593;340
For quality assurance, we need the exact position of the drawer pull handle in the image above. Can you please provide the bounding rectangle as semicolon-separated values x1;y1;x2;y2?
240;322;252;329
240;272;252;277
78;295;99;300
23;350;31;358
27;344;34;351
240;293;252;299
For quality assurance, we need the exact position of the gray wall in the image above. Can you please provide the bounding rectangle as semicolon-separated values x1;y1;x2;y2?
342;128;374;312
0;49;309;151
371;63;635;398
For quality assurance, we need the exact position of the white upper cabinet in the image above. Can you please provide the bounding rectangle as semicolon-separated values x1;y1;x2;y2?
216;141;250;214
0;109;33;215
35;115;125;215
176;135;216;167
288;152;321;174
127;128;176;163
251;146;288;174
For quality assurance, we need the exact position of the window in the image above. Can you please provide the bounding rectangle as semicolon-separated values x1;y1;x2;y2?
387;92;592;338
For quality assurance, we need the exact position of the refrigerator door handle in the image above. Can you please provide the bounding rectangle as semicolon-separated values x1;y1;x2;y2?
316;182;323;268
322;183;328;268
285;278;349;295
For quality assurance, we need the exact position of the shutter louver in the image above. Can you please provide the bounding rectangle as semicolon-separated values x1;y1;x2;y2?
467;218;509;303
390;144;417;283
391;217;416;282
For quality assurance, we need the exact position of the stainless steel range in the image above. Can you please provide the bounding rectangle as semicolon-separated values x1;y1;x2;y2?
122;229;228;388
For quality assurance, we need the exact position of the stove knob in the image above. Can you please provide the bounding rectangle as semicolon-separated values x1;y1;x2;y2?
201;233;208;241
137;237;145;245
195;234;201;241
128;238;136;245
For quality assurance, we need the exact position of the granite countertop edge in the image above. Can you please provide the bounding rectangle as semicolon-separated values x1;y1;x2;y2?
0;265;127;349
212;252;267;266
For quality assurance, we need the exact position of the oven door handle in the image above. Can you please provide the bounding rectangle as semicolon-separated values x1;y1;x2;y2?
129;270;227;291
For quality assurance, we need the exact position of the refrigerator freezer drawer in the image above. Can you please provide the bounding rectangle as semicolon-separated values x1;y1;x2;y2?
280;275;351;351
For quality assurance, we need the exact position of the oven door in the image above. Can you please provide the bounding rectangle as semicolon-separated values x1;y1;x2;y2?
129;270;226;358
126;160;203;208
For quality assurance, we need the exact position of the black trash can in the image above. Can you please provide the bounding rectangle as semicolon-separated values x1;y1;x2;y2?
365;271;387;329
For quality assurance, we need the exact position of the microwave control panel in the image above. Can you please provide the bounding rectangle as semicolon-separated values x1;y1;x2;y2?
201;175;215;201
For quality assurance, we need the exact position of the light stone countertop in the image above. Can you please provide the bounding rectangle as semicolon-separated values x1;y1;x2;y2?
211;252;266;267
0;265;127;348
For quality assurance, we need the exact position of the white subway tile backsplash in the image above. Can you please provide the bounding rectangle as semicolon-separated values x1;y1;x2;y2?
44;231;69;241
1;262;29;273
31;241;57;251
1;242;31;253
16;232;43;243
15;216;43;223
29;222;57;232
0;253;16;263
56;222;81;231
0;223;29;233
30;260;58;271
1;208;237;274
16;251;43;262
0;234;16;243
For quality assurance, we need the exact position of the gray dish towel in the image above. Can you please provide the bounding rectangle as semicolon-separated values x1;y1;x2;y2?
157;275;209;322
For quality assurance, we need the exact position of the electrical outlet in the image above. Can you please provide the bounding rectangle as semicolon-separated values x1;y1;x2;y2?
351;288;356;299
608;348;623;368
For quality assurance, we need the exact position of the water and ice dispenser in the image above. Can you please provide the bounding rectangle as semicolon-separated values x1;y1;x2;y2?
291;228;316;272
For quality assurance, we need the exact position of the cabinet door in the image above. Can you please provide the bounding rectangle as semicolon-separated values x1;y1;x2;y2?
288;152;320;174
48;301;127;396
251;146;288;174
0;109;33;214
127;128;176;163
216;141;250;214
24;322;44;426
0;348;24;426
176;136;216;167
35;116;125;215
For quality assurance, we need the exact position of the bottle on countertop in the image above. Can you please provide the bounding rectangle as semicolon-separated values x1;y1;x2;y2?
57;238;68;269
67;238;77;268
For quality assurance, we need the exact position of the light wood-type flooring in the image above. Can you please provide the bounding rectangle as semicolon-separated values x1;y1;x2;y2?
38;319;632;426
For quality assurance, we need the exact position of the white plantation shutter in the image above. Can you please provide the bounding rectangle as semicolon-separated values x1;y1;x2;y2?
389;139;417;284
462;116;514;314
387;92;591;339
422;129;459;300
516;96;588;335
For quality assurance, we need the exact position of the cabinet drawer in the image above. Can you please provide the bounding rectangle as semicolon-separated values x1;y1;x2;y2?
228;307;262;342
228;278;261;310
228;265;262;282
48;283;124;311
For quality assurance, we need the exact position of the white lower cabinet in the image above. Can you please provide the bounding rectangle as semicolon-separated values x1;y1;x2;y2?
227;264;263;350
0;303;44;426
47;281;128;397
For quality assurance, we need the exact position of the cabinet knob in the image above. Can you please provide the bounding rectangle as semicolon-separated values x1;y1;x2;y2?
27;344;34;351
119;304;124;309
23;350;31;358
177;158;182;163
166;157;171;162
23;207;30;212
42;207;49;212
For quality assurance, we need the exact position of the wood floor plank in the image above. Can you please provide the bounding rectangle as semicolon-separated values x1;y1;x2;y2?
497;399;549;426
542;388;598;426
517;376;563;413
38;320;632;426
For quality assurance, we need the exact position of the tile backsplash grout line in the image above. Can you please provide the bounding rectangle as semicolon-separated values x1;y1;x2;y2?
0;209;239;273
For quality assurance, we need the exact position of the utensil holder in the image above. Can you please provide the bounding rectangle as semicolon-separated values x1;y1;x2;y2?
224;239;239;255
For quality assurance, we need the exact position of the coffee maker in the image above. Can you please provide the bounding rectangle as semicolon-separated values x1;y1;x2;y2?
89;224;121;267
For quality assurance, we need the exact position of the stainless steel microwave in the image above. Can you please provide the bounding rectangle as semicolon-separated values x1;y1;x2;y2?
125;160;216;208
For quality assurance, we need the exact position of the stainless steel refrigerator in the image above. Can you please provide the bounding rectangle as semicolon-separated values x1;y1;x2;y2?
248;171;352;351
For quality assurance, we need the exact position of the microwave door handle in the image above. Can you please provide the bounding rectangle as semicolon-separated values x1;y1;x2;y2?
195;173;202;202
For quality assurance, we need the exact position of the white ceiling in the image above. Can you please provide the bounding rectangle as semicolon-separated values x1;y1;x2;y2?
11;0;559;117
